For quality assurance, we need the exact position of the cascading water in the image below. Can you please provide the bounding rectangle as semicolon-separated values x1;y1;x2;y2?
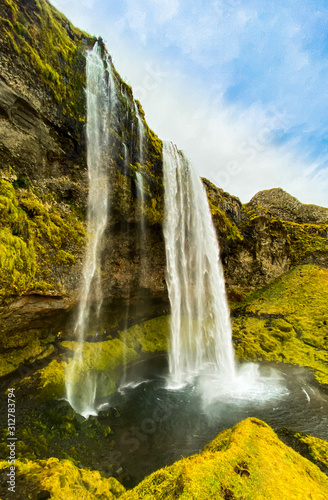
136;172;146;238
134;101;146;165
163;141;236;388
65;42;117;417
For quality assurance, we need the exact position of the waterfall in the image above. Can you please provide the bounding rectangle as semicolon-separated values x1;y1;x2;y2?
65;42;117;417
134;101;146;165
136;172;146;237
163;141;236;388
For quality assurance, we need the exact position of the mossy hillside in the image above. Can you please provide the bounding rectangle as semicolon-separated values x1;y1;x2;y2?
0;457;125;499
232;264;328;384
0;398;123;475
296;433;328;469
122;417;328;499
0;178;85;300
278;428;328;473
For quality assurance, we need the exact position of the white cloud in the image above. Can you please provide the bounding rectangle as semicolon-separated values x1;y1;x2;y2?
149;0;180;23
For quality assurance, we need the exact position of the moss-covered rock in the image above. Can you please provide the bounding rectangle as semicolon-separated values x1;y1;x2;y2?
119;315;169;353
0;178;85;300
232;264;328;384
223;195;328;296
0;457;125;499
19;338;139;402
122;417;328;499
277;428;328;475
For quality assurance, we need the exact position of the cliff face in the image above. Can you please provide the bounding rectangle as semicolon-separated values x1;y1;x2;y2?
0;0;327;382
0;0;166;353
204;182;328;300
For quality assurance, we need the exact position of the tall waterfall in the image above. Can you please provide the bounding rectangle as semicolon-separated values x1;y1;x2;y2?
65;42;116;417
134;101;146;165
163;142;236;388
136;172;146;237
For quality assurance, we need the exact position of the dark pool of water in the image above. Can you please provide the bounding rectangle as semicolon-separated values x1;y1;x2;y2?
102;358;328;487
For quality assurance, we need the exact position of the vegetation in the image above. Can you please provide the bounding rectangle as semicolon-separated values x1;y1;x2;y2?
241;205;328;266
232;264;328;384
19;338;139;401
119;315;169;353
121;418;328;499
0;457;125;499
0;0;95;120
0;178;85;300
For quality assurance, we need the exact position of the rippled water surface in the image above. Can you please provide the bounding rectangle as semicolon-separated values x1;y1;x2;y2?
101;359;328;487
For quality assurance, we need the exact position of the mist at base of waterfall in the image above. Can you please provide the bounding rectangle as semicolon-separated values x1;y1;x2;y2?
196;362;289;407
102;358;328;487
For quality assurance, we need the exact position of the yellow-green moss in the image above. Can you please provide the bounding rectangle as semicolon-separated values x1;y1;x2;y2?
0;329;54;377
0;0;94;120
0;457;125;499
21;338;139;401
0;179;85;299
122;417;328;499
208;198;243;242
119;315;169;353
295;434;328;469
232;264;328;384
241;206;328;265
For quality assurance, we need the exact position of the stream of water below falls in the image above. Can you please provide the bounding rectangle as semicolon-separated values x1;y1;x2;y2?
98;357;328;487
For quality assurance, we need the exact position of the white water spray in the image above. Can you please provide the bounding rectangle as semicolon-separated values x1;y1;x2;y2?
134;101;146;165
65;43;117;417
136;172;146;236
163;141;236;388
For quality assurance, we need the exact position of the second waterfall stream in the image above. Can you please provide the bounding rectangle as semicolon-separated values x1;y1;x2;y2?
162;142;236;388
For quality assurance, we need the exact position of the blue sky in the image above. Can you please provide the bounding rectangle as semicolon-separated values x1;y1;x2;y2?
51;0;328;206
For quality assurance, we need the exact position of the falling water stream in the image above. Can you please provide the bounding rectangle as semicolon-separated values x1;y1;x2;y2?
163;141;236;388
136;172;146;241
65;43;117;417
134;101;145;165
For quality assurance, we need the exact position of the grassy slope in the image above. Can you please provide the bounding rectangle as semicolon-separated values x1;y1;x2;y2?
0;457;125;499
232;264;328;384
122;418;328;499
1;418;328;499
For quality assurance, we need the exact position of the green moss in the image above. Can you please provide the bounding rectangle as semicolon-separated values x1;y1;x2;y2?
119;315;169;353
55;249;76;266
0;329;54;377
0;0;94;120
0;179;85;299
240;206;328;266
295;434;328;469
122;418;328;499
232;265;328;384
0;457;125;499
208;198;243;242
33;359;67;401
21;338;139;402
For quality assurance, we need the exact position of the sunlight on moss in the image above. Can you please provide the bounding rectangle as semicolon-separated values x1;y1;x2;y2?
0;457;125;499
232;264;328;384
122;418;328;499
